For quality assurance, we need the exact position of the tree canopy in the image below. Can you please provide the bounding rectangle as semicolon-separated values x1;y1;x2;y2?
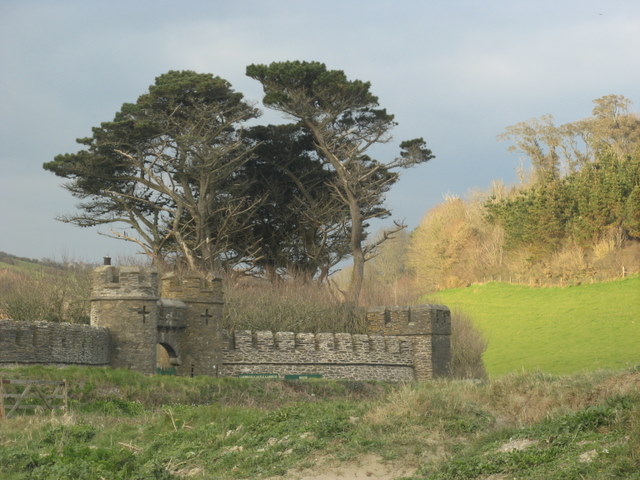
498;94;640;183
45;64;435;293
44;70;260;272
247;61;434;302
239;123;351;282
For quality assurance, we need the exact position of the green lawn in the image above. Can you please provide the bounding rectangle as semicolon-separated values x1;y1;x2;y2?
427;275;640;377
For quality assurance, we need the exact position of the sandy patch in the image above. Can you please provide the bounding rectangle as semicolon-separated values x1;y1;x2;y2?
271;454;416;480
497;438;537;453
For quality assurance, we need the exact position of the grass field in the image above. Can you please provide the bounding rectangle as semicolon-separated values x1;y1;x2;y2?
1;366;639;479
427;275;640;377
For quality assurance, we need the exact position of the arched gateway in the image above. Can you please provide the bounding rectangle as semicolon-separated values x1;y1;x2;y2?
87;264;451;381
90;265;223;377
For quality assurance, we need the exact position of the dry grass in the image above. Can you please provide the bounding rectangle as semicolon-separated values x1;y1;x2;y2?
450;309;488;380
364;367;640;432
223;277;365;334
0;267;91;323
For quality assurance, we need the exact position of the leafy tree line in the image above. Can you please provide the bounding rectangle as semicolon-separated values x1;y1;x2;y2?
44;64;433;303
487;94;640;256
486;152;640;255
405;95;640;290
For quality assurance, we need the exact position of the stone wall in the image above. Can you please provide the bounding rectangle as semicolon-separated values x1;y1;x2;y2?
2;264;452;381
0;320;109;365
220;330;416;381
161;272;223;377
367;305;452;380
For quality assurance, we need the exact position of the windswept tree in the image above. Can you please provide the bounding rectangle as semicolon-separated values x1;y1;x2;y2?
247;61;434;303
44;70;261;272
240;124;351;282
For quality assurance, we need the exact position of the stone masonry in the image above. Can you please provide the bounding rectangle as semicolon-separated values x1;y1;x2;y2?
0;265;452;381
90;265;223;377
0;320;109;366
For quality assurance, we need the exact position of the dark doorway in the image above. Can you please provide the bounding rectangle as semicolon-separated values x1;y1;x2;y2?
156;343;178;375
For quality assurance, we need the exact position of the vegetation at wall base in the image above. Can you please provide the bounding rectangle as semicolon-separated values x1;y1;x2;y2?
427;275;640;377
1;366;639;479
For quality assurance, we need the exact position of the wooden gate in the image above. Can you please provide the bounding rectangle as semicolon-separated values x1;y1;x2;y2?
0;379;68;419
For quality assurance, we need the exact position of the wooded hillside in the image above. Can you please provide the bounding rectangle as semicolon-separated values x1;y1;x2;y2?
402;95;640;292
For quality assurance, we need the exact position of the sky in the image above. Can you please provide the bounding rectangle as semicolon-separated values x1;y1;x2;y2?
1;0;639;264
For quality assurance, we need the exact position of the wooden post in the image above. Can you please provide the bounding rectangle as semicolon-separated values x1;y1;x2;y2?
0;378;5;419
62;380;68;414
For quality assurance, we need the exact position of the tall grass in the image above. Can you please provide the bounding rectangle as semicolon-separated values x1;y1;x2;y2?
1;366;639;479
450;310;488;380
223;277;366;333
0;267;90;323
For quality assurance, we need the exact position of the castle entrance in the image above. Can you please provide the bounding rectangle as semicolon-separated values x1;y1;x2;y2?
156;343;179;375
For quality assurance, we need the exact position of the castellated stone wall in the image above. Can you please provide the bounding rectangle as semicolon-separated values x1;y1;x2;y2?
159;272;223;377
2;264;451;381
367;305;452;380
220;331;416;381
0;320;109;365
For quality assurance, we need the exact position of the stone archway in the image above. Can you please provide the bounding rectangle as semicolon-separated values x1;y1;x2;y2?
156;342;180;375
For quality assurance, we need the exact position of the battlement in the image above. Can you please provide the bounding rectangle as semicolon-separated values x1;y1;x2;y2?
91;265;159;299
160;272;223;303
221;329;416;380
77;266;453;380
227;330;411;354
367;304;451;336
0;320;109;365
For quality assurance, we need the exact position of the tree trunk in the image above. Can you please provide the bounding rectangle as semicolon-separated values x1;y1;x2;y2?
346;198;365;305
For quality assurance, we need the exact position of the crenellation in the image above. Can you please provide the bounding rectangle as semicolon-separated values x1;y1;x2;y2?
275;331;295;350
0;320;109;365
352;334;370;352
234;330;253;350
316;333;334;351
255;331;275;351
335;333;353;351
3;264;451;381
296;332;316;351
91;265;159;299
371;336;385;352
160;272;222;303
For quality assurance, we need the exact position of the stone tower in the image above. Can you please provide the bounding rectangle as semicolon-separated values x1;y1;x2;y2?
90;265;160;374
90;264;223;376
367;305;452;380
160;272;223;377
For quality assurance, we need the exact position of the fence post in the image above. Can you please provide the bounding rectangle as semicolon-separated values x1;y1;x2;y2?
62;380;68;414
0;378;4;419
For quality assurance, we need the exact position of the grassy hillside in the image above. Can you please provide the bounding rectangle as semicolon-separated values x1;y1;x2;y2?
0;251;68;273
0;366;639;479
427;275;640;377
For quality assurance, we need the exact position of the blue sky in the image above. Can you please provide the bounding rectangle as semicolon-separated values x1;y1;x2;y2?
1;0;639;263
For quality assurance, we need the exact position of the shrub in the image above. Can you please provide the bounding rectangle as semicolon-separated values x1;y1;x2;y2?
0;267;90;323
223;277;365;333
450;309;488;380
